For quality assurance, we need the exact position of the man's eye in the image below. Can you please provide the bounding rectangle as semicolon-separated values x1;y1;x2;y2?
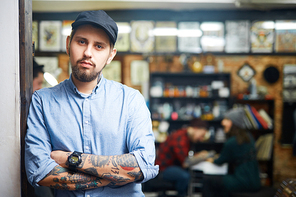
79;40;85;44
96;45;102;49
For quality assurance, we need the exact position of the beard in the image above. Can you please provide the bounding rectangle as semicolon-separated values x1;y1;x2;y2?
71;58;106;82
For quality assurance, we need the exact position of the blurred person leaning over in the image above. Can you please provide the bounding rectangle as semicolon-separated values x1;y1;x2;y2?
155;118;210;197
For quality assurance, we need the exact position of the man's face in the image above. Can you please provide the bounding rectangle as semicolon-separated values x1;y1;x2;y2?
188;127;207;143
67;24;116;82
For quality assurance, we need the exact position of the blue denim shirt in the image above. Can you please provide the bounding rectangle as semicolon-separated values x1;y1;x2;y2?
25;75;159;197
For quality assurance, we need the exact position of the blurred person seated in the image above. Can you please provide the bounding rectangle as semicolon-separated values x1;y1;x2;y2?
203;108;261;197
33;59;44;92
33;59;53;197
155;118;211;197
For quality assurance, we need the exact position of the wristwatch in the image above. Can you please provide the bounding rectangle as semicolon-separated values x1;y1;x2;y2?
67;151;82;172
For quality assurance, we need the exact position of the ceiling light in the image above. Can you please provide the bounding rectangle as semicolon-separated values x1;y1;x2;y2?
178;29;202;37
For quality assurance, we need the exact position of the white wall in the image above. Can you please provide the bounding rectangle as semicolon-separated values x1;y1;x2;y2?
0;0;21;196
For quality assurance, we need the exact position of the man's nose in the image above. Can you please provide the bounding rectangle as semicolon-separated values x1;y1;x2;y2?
84;45;92;57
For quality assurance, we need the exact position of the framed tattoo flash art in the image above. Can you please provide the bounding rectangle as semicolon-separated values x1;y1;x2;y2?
130;20;154;53
275;20;296;53
130;60;149;86
155;21;177;53
251;21;274;53
61;20;74;52
32;21;39;51
115;22;131;52
200;22;225;52
178;22;202;53
225;20;250;53
102;60;122;82
39;20;62;51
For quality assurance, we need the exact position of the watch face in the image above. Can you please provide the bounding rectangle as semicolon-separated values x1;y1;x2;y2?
70;156;79;164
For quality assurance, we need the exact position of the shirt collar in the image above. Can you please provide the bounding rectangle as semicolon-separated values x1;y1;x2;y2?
68;74;105;96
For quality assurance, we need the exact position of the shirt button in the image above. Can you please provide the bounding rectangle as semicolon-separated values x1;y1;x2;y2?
85;121;88;124
85;99;88;101
86;195;90;197
85;146;90;150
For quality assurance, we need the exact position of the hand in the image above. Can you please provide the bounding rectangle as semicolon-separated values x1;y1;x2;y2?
194;150;208;158
51;150;71;168
206;157;214;163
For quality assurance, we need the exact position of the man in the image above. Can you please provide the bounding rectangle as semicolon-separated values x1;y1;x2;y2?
155;118;209;196
25;10;158;197
33;59;44;92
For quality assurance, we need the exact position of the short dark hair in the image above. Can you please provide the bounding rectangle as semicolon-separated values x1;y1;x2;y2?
189;118;208;129
33;59;44;79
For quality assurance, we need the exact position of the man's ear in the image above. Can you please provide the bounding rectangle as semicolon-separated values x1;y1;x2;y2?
66;36;70;56
106;48;117;65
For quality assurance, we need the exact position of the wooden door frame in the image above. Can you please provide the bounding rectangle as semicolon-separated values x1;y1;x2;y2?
19;0;35;196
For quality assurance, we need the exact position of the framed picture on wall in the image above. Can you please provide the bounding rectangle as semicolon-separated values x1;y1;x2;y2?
251;21;274;53
200;22;225;52
275;20;296;53
61;20;74;52
225;20;250;53
155;21;177;52
178;22;202;53
39;20;62;51
115;22;130;52
102;60;122;82
130;60;149;86
32;21;39;51
130;20;154;53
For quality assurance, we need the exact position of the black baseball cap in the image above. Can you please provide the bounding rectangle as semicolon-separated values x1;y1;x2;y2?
71;10;118;44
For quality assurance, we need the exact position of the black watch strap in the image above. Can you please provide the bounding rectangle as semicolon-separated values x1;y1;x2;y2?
68;151;82;172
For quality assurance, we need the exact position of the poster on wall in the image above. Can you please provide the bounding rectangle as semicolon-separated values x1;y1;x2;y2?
251;21;274;53
178;22;202;53
200;22;225;52
130;21;154;53
225;20;250;53
283;64;296;101
115;22;130;52
155;21;177;53
130;60;149;86
32;21;39;51
102;61;121;82
275;20;296;53
61;20;74;52
39;21;62;51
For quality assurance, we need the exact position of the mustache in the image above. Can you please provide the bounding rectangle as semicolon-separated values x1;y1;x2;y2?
77;58;96;67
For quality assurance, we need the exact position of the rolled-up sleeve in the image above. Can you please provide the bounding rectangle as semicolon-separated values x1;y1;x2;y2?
25;92;58;187
127;91;159;183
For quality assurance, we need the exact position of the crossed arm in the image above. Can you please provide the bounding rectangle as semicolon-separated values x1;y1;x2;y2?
38;151;144;190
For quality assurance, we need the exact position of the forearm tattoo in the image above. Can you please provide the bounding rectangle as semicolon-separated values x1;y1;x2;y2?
43;154;144;190
83;154;144;184
116;154;138;171
44;166;105;190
